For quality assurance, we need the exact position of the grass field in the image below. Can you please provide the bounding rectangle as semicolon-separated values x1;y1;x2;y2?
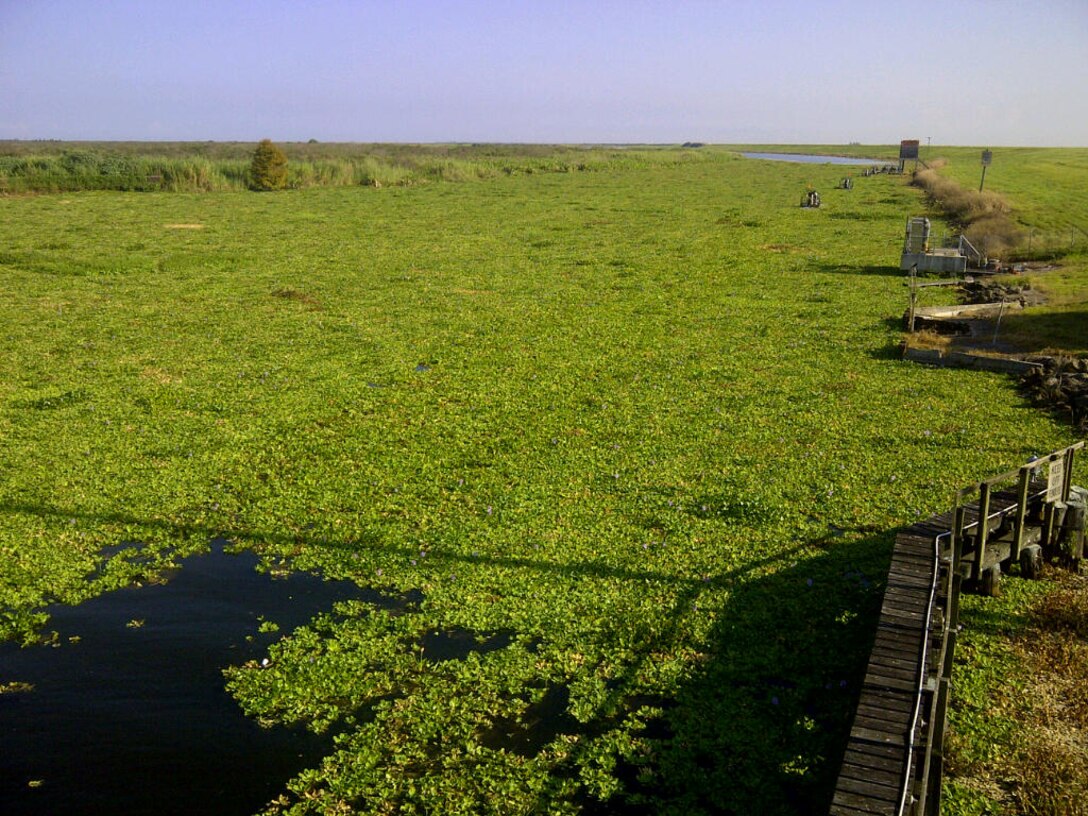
0;146;1084;814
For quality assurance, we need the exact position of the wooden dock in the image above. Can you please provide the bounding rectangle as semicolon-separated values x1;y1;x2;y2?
830;518;945;816
830;443;1083;816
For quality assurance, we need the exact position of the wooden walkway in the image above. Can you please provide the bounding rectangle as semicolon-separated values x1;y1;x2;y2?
829;439;1083;816
832;491;1035;816
830;517;947;816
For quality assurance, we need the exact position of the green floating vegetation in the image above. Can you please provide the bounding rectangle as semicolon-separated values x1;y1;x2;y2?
0;146;1083;814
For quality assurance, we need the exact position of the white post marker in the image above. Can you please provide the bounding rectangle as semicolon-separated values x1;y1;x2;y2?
1047;455;1066;503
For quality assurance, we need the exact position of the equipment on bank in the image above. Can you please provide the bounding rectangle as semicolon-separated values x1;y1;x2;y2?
899;216;983;273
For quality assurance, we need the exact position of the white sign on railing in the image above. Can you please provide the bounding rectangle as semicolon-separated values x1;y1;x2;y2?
1047;456;1066;502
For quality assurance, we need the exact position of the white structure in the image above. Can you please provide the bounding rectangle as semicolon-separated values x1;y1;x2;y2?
899;217;973;274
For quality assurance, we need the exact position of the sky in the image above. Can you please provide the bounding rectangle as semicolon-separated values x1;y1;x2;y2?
1;0;1086;146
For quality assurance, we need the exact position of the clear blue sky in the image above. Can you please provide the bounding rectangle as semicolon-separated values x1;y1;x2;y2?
2;0;1085;145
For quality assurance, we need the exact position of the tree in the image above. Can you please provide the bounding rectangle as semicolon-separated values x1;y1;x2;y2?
249;139;288;191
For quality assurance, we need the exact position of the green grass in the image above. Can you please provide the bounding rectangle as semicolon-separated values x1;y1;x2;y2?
943;577;1046;814
0;148;1083;814
0;141;707;193
921;147;1088;235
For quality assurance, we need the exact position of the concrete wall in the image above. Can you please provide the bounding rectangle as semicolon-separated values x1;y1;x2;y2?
903;347;1043;375
900;251;967;274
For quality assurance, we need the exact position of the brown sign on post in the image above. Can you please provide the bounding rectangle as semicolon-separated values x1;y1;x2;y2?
899;140;920;160
981;150;992;166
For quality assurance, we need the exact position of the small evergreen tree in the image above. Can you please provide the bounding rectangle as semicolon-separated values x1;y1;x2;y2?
249;139;288;191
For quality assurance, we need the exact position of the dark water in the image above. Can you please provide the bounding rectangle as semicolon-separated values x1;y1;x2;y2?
740;151;889;165
0;542;372;816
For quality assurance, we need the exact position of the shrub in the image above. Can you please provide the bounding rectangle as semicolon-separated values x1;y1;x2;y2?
913;167;1022;256
249;139;288;191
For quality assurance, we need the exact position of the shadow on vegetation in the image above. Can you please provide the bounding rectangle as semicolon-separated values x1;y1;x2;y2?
559;534;891;815
3;501;894;815
867;345;908;364
860;316;910;363
815;262;902;277
1000;308;1088;354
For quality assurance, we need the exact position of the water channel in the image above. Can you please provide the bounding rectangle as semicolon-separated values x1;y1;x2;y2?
740;151;891;165
0;541;375;816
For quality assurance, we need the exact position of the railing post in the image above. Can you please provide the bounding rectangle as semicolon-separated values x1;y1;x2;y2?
972;484;991;585
1011;466;1031;564
926;548;957;816
908;264;918;333
1042;502;1057;554
1063;445;1077;503
947;506;966;639
927;673;950;815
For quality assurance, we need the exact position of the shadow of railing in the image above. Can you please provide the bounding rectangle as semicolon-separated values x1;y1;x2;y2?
560;533;892;814
4;498;893;814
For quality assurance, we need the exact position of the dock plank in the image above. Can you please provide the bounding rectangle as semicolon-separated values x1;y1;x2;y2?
828;471;1063;816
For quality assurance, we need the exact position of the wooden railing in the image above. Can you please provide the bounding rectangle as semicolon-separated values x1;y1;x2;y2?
831;441;1084;816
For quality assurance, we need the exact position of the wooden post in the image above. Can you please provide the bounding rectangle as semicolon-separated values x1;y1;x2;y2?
951;505;967;598
926;672;951;816
1062;445;1076;503
948;570;963;639
992;299;1006;345
908;264;918;333
1042;502;1057;556
973;484;992;584
1011;466;1031;563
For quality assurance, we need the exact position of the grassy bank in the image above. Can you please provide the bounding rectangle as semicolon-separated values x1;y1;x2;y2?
945;573;1088;815
0;147;1083;813
891;146;1088;357
0;141;707;193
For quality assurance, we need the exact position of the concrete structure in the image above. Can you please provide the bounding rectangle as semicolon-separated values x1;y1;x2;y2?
900;217;970;274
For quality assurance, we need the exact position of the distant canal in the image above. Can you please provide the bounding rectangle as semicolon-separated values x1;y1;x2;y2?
740;152;890;165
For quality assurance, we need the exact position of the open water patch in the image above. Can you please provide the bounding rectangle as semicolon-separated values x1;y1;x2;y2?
740;152;889;166
0;540;381;816
420;628;513;662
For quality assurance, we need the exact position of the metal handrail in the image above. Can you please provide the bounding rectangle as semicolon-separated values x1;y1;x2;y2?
895;441;1082;815
896;529;945;815
957;234;982;264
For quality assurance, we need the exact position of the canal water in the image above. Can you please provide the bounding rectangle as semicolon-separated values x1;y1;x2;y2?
0;541;375;816
740;151;890;165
